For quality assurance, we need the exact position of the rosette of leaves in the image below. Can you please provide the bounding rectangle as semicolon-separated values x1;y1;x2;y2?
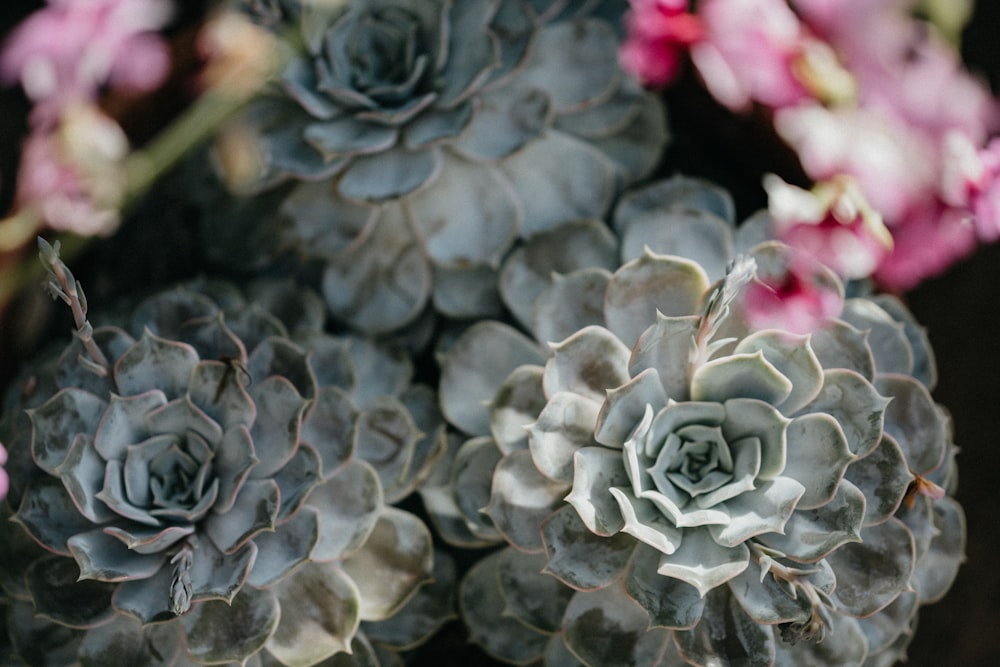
0;242;451;666
424;177;964;665
213;0;666;334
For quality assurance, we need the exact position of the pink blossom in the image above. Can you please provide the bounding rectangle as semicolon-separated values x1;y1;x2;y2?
1;0;173;124
764;174;893;280
741;252;844;334
941;133;1000;242
15;103;129;236
689;0;852;111
0;442;7;502
874;202;977;290
619;0;704;88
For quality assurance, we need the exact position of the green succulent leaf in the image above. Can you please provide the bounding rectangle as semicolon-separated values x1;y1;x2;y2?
808;319;876;379
26;555;115;629
67;529;166;581
496;548;574;634
78;614;181;667
247;376;308;478
532;268;613;346
488;364;547;454
266;562;361;667
756;479;865;563
594;368;669;448
800;369;888;458
876;373;949;475
624;542;706;629
183;586;279;665
691;352;793;406
115;331;199;400
782;412;854;510
485;449;569;552
562;584;673;667
827;518;916;618
29;388;108;473
620;208;734;283
655;526;751;597
544;325;632;404
246;505;320;587
911;496;965;604
14;475;97;555
541;505;634;591
202;478;280;554
300;386;358;476
674;587;776;667
841;298;914;377
307;459;383;562
628;314;700;403
734;330;823;415
565;445;630;537
528;391;601;483
843;434;913;527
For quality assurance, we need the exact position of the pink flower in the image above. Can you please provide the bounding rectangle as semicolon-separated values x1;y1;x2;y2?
764;174;893;280
941;132;1000;242
741;251;844;334
689;0;853;111
1;0;173;124
15;103;129;236
619;0;704;88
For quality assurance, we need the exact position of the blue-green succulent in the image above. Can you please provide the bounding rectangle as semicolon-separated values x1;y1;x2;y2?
425;177;963;666
210;0;666;334
0;241;452;666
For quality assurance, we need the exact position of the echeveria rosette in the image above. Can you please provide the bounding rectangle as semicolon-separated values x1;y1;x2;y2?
428;176;963;665
221;0;666;334
0;277;449;666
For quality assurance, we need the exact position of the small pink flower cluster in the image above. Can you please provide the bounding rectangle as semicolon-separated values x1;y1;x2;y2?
1;0;173;236
620;0;1000;304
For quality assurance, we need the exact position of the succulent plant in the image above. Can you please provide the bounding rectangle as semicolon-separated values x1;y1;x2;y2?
0;241;452;666
425;176;964;665
208;0;666;334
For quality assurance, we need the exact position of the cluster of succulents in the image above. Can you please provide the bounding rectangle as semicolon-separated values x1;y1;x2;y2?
0;2;972;666
200;0;667;334
0;241;452;666
424;177;964;666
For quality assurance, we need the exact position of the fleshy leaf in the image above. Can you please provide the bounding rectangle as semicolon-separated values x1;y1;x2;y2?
827;517;916;617
78;614;180;666
734;330;823;414
308;459;383;562
532;268;612;346
808;319;876;379
543;326;631;403
656;527;750;597
624;542;706;629
620;208;734;283
202;478;280;554
562;585;672;667
605;252;710;348
911;496;965;604
708;477;806;548
565;446;630;536
14;476;97;555
248;376;308;478
876;373;949;475
267;561;361;666
800;369;888;458
628;314;700;402
29;388;108;473
527;391;601;483
782;412;855;509
67;529;166;582
460;549;550;664
496;548;574;634
353;397;422;503
183;586;279;664
843;434;913;526
488;364;547;453
439;321;544;437
594;368;669;448
300;386;357;476
247;505;320;587
114;331;199;400
674;587;776;667
339;507;435;622
541;505;634;591
484;449;569;552
840;298;914;377
26;555;115;629
691;352;793;406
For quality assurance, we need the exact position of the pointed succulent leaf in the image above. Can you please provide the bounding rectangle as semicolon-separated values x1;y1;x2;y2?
544;325;631;403
308;459;383;562
614;175;736;235
527;391;601;482
628;314;700;402
339;507;435;622
460;549;550;664
142;396;222;450
594;368;669;448
91;390;164;461
876;373;949;475
827;518;916;618
544;635;587;667
185;360;256;430
485;449;569;552
55;434;117;523
624;542;706;629
773;611;869;665
203;478;280;554
499;219;618;330
541;505;634;591
843;434;913;526
182;586;279;665
26;555;115;628
408;157;520;268
301;386;357;476
871;294;937;389
565;446;630;536
708;477;805;548
248;336;316;400
55;327;134;396
353;397;422;503
495;548;574;634
67;529;166;581
691;352;793;406
727;557;814;625
783;413;854;509
419;439;503;548
450;436;503;537
756;479;865;563
488;364;547;454
620;208;734;283
734;330;823;415
177;314;246;371
29;388;108;473
439;321;544;437
840;298;914;377
808;319;876;379
271;440;323;522
186;538;257;604
801;369;888;458
911;496;965;604
656;526;751;597
78;614;181;666
6;598;84;664
532;267;613;347
14;476;96;555
562;584;673;667
248;376;307;477
500;130;618;238
674;587;776;667
432;263;505;319
361;549;458;650
114;331;199;400
719;398;789;480
247;505;320;587
112;565;181;624
211;425;259;514
605;252;710;348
